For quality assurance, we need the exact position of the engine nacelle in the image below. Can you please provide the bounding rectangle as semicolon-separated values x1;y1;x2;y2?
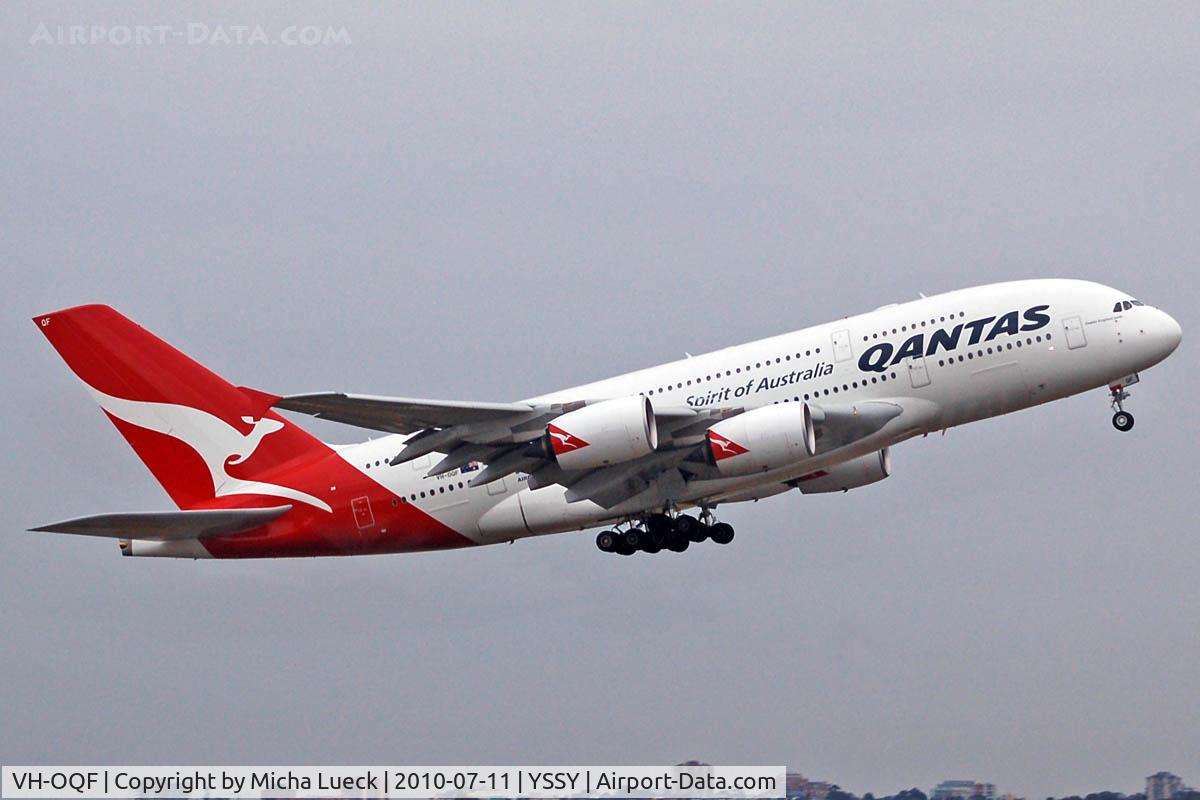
705;403;816;477
545;395;658;470
796;448;891;494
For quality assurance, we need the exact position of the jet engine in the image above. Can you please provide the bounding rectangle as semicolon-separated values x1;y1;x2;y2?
796;448;891;494
705;403;816;477
543;395;658;470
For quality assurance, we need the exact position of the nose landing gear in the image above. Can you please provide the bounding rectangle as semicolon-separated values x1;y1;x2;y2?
1110;383;1135;432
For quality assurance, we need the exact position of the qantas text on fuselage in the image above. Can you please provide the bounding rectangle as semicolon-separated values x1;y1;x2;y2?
29;279;1182;558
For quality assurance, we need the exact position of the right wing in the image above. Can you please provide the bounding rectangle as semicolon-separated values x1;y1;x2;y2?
29;506;292;541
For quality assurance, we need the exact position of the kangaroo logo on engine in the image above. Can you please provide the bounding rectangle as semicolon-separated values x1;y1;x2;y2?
707;430;749;461
857;304;1051;373
547;423;590;455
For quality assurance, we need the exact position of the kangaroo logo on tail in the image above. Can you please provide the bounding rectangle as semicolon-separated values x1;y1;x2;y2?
226;415;283;464
85;383;332;512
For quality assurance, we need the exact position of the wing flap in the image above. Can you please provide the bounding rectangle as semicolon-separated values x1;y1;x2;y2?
29;506;292;541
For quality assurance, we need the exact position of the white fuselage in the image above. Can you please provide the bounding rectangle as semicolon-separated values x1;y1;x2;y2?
339;279;1182;545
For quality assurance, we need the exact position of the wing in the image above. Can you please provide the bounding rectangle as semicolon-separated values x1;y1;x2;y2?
29;506;292;541
276;392;568;481
275;393;541;434
274;387;933;511
275;390;740;506
525;399;915;508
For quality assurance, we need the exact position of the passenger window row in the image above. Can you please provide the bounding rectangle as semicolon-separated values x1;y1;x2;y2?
645;347;823;397
772;371;900;404
365;478;473;505
864;311;966;342
935;334;1051;367
404;481;467;502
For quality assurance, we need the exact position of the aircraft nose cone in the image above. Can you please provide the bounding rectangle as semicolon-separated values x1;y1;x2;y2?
1156;309;1182;358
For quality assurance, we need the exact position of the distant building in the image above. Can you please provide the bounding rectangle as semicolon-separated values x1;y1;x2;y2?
786;773;833;800
932;781;997;800
1146;773;1184;800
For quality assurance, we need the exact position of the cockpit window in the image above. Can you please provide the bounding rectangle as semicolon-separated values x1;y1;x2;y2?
1123;301;1133;311
1113;301;1123;312
1131;299;1144;306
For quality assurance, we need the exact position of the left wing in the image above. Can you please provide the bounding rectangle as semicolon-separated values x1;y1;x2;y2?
275;389;931;509
275;391;736;505
275;393;543;434
276;392;568;482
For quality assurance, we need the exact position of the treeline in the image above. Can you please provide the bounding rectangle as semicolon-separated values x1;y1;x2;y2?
815;789;1200;800
825;787;929;800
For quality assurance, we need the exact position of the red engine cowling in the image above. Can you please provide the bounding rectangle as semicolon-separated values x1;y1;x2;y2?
545;395;658;470
705;403;816;477
796;449;891;494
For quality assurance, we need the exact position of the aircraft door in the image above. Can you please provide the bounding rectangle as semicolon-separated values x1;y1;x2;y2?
1063;316;1087;349
831;329;853;362
351;496;375;529
906;356;931;388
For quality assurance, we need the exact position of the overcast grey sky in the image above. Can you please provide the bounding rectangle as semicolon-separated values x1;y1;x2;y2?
1;3;1197;797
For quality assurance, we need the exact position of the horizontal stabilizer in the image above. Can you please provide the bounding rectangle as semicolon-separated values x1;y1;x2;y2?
29;506;292;541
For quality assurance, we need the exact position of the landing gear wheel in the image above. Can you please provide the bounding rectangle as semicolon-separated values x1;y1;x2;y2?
646;514;673;536
619;529;641;555
709;522;735;545
666;532;690;553
644;526;668;552
1109;383;1136;433
1112;411;1134;432
673;514;705;542
596;531;617;553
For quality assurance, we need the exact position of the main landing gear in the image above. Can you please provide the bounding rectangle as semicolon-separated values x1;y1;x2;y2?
1110;384;1135;432
595;510;735;555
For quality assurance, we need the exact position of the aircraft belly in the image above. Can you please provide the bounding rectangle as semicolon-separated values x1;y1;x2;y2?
517;485;609;535
475;492;530;543
968;361;1032;419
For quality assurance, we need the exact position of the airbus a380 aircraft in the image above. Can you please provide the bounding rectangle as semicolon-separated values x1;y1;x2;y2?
31;279;1181;559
